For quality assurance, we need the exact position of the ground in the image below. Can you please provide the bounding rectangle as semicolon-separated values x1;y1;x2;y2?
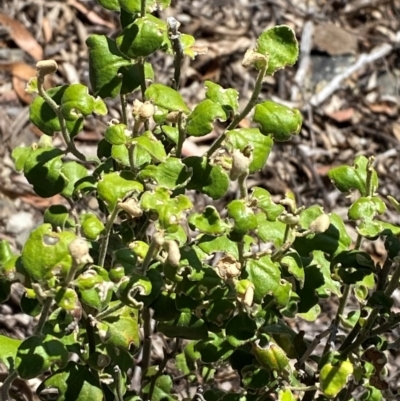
0;0;400;397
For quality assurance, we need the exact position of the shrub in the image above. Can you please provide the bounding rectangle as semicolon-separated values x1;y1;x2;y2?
1;1;399;401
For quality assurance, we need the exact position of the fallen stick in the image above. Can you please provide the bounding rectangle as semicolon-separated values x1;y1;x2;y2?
309;43;394;107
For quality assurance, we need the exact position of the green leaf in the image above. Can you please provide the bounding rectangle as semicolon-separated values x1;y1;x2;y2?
105;123;128;145
117;273;152;308
11;146;31;171
97;171;143;212
252;335;290;373
348;197;386;221
183;156;229;200
111;144;130;166
138;157;192;190
226;313;257;347
61;162;88;198
0;334;22;370
0;279;11;302
37;362;104;401
256;25;299;75
186;99;226;137
281;251;305;288
134;134;167;162
188;206;230;235
320;359;353;398
242;365;272;390
205;81;239;118
328;155;377;196
197;234;252;260
145;84;190;113
331;250;375;285
95;0;119;11
195;333;235;363
21;224;76;282
253;100;302;142
16;335;68;379
117;16;164;58
75;267;113;311
44;205;70;230
86;35;131;98
228;199;258;237
80;213;105;241
60;84;107;123
118;0;171;13
30;86;69;136
245;255;291;306
0;240;14;264
294;212;351;257
98;306;140;350
158;312;208;340
23;147;66;198
142;375;177;401
251;187;284;220
226;128;273;173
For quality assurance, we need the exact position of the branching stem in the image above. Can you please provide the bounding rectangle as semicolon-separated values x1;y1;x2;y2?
98;206;120;268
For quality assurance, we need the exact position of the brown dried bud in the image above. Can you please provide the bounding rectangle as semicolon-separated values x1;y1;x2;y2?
216;255;241;280
36;60;58;79
164;240;181;267
69;238;93;265
309;214;330;234
230;148;252;181
118;198;143;218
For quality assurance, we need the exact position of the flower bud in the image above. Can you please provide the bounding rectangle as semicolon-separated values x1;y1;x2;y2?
230;148;252;181
36;60;58;79
164;240;181;267
69;238;93;265
118;199;143;218
309;214;330;234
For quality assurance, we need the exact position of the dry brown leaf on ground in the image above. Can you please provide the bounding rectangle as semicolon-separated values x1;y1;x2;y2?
67;0;115;29
0;13;43;61
0;62;36;103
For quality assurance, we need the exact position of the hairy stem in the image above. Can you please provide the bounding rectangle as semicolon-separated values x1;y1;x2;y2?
175;112;185;158
141;307;152;383
98;207;119;268
120;93;128;126
206;62;268;157
0;370;19;401
33;296;53;336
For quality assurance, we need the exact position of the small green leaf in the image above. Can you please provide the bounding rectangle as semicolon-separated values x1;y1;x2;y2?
188;206;230;235
145;84;190;114
252;335;290;373
252;187;285;221
118;0;171;13
253;100;302;141
226;128;273;173
135;134;167;162
37;362;104;401
105;123;128;145
245;255;291;306
0;240;14;264
320;359;354;398
16;335;68;379
228;199;258;237
86;35;131;98
23;147;66;198
95;0;119;11
11;146;31;172
328;155;377;196
80;213;105;241
0;334;22;370
0;279;11;303
44;205;70;230
195;333;235;363
348;197;386;221
29;86;67;136
226;313;257;347
256;25;299;75
281;251;305;288
138;157;192;190
117;16;164;58
158;312;208;340
142;374;177;401
242;365;272;390
205;81;239;118
21;224;76;282
97;171;143;212
111;144;130;166
99;306;140;350
186;99;226;137
61;162;88;198
183;156;229;200
60;84;107;123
